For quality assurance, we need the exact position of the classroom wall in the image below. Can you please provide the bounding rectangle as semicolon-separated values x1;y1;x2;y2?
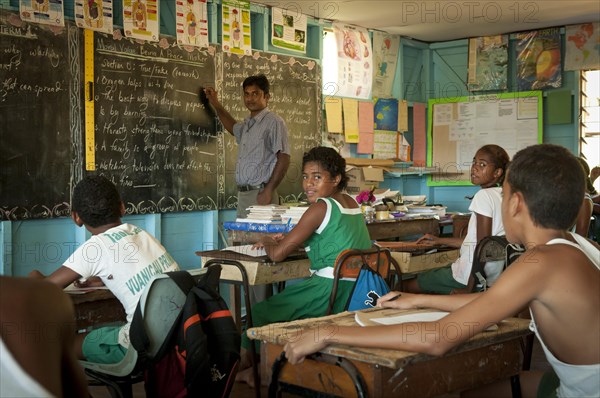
0;2;582;275
382;32;580;213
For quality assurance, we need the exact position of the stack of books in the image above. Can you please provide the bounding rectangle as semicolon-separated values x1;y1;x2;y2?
237;205;289;224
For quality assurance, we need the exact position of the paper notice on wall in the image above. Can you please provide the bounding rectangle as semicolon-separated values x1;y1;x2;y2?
176;0;208;47
75;0;113;33
372;31;399;98
123;0;159;41
412;103;426;166
398;99;408;132
374;130;397;159
222;0;251;55
357;132;374;154
20;0;65;26
271;6;307;53
325;98;343;133
343;98;359;143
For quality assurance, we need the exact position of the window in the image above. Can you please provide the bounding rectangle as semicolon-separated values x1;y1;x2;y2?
580;70;600;192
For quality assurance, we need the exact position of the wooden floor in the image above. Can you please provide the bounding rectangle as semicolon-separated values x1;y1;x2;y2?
89;337;551;398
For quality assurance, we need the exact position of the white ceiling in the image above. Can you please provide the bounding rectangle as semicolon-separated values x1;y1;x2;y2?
255;1;600;42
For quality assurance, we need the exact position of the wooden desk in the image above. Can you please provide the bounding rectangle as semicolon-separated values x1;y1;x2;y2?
375;242;459;274
250;308;531;397
391;248;459;274
225;217;439;245
367;217;439;240
196;250;311;286
68;289;125;332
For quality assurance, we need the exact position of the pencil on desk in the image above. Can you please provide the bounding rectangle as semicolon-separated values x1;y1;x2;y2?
388;293;402;301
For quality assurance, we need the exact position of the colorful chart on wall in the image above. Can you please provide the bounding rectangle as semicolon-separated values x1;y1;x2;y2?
427;91;543;186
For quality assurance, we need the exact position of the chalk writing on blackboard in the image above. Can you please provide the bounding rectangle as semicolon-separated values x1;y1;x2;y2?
0;13;80;220
91;33;220;213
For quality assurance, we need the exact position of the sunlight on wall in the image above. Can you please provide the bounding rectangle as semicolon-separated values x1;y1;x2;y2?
582;70;600;192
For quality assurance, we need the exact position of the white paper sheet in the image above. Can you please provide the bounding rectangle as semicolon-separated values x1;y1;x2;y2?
355;311;448;326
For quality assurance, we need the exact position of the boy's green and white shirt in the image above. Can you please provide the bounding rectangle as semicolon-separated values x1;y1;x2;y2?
63;223;180;347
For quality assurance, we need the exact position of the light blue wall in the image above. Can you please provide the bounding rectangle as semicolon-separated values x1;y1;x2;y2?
382;33;580;213
0;3;581;274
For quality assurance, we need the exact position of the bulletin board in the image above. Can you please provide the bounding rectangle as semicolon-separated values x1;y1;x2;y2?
427;91;543;186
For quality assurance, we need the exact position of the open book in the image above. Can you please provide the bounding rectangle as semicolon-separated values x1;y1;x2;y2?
355;309;499;330
223;244;267;257
355;311;449;326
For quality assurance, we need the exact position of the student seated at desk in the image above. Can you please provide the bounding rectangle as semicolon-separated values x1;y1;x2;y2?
29;176;180;364
406;144;509;294
1;276;89;397
284;144;600;398
238;146;371;385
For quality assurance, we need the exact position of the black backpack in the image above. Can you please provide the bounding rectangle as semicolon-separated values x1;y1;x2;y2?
131;267;241;398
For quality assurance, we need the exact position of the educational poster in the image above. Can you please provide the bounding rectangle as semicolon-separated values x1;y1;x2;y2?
271;7;306;53
467;35;508;91
75;0;112;33
516;28;561;91
175;0;208;47
565;23;600;71
373;130;397;159
222;0;251;55
374;97;398;131
123;0;159;41
333;22;372;99
428;93;542;186
372;31;399;98
19;0;64;26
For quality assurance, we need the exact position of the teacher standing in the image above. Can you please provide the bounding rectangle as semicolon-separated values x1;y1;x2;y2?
204;74;290;218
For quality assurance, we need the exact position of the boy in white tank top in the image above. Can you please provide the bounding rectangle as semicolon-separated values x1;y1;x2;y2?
283;144;599;398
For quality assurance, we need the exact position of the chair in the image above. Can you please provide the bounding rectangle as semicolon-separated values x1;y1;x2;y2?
270;247;397;398
452;235;524;294
80;271;192;398
326;247;402;316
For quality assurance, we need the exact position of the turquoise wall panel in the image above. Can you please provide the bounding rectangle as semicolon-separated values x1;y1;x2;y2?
6;218;81;277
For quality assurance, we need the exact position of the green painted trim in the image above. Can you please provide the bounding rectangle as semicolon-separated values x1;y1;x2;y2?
427;91;543;186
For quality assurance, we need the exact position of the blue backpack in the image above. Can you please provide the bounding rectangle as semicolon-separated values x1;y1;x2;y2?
345;263;390;311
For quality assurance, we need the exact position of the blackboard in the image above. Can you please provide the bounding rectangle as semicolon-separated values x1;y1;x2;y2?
91;32;219;214
219;51;322;206
0;12;81;220
0;10;323;220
